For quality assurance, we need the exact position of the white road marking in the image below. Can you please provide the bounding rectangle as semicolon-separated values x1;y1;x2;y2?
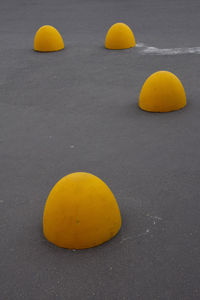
146;214;162;225
136;43;200;55
120;236;132;243
136;228;150;237
120;229;150;244
135;42;145;48
146;214;162;221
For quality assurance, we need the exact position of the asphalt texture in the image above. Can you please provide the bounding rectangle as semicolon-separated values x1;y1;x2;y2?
1;0;200;299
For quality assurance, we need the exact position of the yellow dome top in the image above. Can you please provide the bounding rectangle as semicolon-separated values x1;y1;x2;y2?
43;172;121;249
139;71;187;112
105;23;135;50
34;25;64;52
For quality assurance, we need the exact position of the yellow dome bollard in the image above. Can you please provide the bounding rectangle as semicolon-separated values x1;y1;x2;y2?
34;25;64;52
139;71;186;112
105;23;135;50
43;172;121;249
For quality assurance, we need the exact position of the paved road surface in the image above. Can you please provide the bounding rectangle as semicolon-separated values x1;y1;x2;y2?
1;0;200;299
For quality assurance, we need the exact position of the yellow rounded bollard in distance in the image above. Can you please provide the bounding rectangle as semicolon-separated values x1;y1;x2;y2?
139;71;186;112
43;172;121;249
105;23;135;50
34;25;64;52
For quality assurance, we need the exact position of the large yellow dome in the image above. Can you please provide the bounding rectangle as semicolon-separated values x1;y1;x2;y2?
34;25;64;52
43;172;121;249
139;71;186;112
105;23;135;50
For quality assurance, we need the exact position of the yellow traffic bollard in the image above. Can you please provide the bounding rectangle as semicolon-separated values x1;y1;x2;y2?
105;23;135;50
43;172;121;249
139;71;186;112
34;25;64;52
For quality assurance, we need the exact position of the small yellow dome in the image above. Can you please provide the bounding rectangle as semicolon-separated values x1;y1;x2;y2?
139;71;186;112
105;23;135;50
34;25;64;52
43;172;121;249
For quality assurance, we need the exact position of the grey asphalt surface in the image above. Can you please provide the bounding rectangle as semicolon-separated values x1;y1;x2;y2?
1;0;200;299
